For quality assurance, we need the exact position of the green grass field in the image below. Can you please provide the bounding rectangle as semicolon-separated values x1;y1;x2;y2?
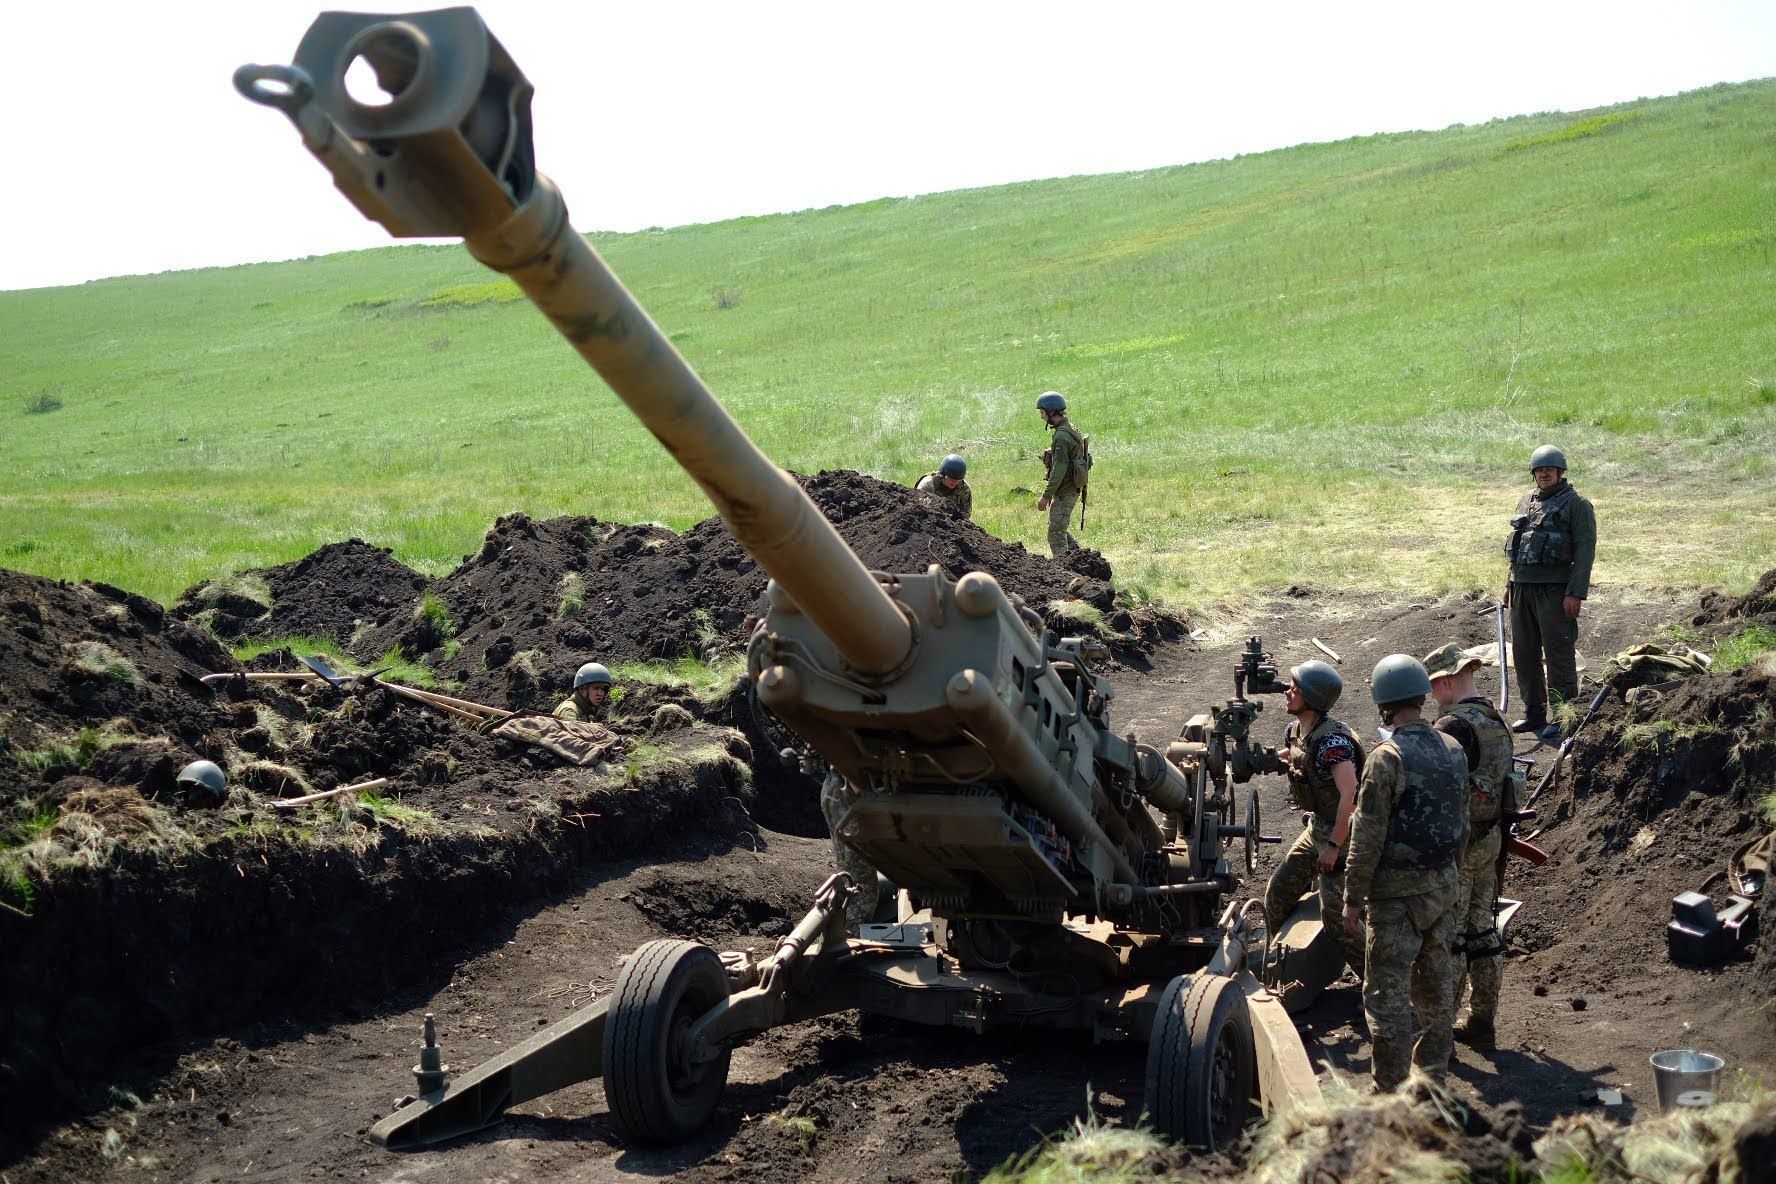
3;81;1773;611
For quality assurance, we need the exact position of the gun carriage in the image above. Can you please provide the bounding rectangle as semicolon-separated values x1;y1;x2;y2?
238;8;1322;1151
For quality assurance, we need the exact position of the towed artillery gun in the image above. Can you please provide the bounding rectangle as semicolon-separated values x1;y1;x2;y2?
238;8;1319;1151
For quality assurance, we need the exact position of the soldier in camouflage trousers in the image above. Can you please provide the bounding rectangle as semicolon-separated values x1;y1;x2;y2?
1034;391;1088;557
1262;660;1367;979
819;769;880;927
1343;655;1469;1091
1425;643;1518;1050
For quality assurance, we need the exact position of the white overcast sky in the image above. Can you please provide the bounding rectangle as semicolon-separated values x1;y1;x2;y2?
2;1;1772;292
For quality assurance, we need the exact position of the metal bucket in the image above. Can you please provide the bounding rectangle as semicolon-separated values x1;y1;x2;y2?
1650;1049;1724;1113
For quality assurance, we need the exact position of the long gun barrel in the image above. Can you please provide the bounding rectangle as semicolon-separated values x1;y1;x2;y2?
235;10;910;675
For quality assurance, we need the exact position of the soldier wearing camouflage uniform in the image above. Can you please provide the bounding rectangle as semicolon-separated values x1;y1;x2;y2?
1034;391;1087;557
1505;444;1597;741
1262;659;1367;978
1425;643;1517;1049
819;769;880;927
554;661;612;721
1342;654;1469;1091
915;454;973;520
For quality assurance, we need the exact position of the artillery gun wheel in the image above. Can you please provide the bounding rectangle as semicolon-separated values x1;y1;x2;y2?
1145;974;1256;1150
603;939;732;1143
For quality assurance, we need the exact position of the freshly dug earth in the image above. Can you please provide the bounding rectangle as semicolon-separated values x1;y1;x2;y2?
1690;565;1776;632
7;565;1772;1182
344;470;1179;712
0;566;764;1155
170;539;428;644
1516;656;1776;1012
0;569;234;755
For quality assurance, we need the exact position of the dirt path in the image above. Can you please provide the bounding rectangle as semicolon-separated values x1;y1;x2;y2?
12;584;1771;1183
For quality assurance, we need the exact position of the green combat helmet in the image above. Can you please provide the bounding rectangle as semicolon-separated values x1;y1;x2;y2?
1036;391;1067;413
1422;643;1487;682
1287;660;1343;712
1529;444;1567;472
1370;654;1432;705
573;662;612;689
939;454;967;480
176;759;227;803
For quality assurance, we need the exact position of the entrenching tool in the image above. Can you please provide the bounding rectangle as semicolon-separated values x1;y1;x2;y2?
296;655;511;724
1477;601;1509;714
240;10;1313;1153
272;777;393;809
1526;683;1614;807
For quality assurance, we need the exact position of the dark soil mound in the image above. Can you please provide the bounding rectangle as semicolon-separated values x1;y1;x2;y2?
1691;566;1776;631
0;570;233;763
1511;661;1776;1003
359;470;1182;711
172;539;428;644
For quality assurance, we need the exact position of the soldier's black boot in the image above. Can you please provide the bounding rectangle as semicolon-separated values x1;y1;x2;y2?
1511;708;1547;734
1454;1013;1496;1048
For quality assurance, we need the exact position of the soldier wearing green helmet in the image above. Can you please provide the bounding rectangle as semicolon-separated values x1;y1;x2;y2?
1033;391;1090;557
1341;654;1469;1092
914;454;973;519
1424;642;1518;1050
1262;658;1367;979
554;661;613;722
176;759;228;805
1504;444;1597;741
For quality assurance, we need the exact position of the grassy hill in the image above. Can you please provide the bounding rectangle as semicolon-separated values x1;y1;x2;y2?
3;80;1773;609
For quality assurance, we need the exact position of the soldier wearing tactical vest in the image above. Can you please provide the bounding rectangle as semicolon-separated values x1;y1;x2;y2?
1425;643;1517;1050
554;661;612;721
914;454;973;519
1034;391;1088;557
1504;445;1597;742
1342;654;1469;1092
1262;659;1367;978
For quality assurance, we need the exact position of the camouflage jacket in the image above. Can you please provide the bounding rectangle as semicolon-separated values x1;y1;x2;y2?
1284;714;1364;827
1505;480;1596;598
1435;697;1514;827
915;473;973;519
1343;719;1468;905
1043;418;1086;499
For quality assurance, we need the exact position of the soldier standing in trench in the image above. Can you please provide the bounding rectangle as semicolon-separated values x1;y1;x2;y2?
1342;655;1469;1091
554;662;613;721
1262;660;1368;979
1424;644;1517;1050
914;454;973;519
1505;444;1597;743
1034;391;1088;557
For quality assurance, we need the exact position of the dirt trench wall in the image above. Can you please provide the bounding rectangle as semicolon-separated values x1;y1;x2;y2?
0;743;751;1161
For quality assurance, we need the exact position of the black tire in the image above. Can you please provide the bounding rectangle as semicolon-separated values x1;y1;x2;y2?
1145;973;1256;1150
603;939;732;1143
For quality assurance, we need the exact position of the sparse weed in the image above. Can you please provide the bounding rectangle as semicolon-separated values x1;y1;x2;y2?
613;654;744;704
21;391;64;414
67;640;142;685
15;726;125;773
1713;624;1776;674
357;791;439;832
1047;599;1107;627
195;572;273;611
557;571;586;618
763;1112;818;1152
